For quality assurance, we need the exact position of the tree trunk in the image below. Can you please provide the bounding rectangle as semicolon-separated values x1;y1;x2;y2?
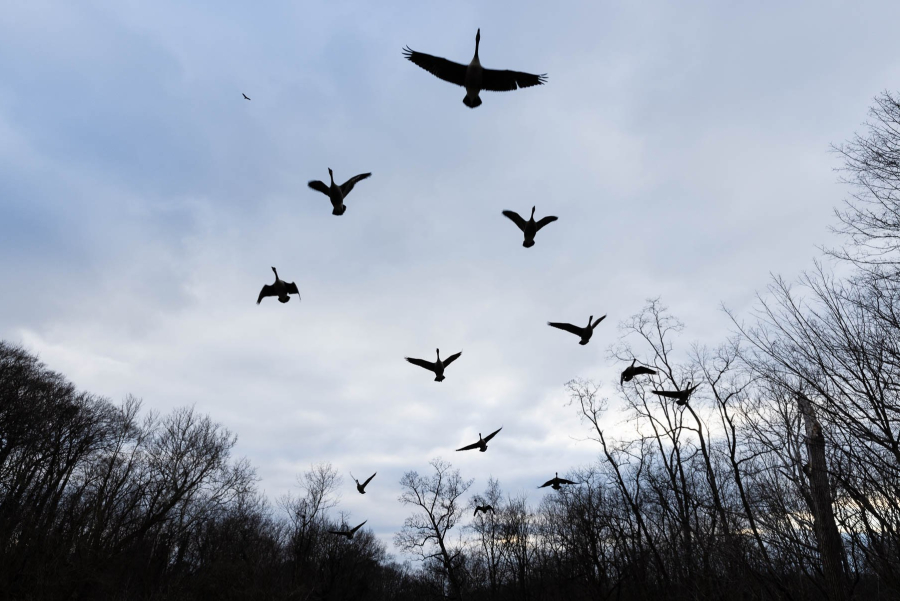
797;395;848;601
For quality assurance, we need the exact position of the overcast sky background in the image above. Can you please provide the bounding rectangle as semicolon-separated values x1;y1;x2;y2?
2;0;900;555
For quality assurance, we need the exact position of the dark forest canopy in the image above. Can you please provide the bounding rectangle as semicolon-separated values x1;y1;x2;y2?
2;93;900;600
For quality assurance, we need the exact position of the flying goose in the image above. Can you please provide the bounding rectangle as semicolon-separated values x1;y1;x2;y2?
405;348;462;382
456;427;502;452
474;504;495;516
242;93;251;100
620;359;658;385
256;267;300;304
308;168;372;216
328;520;367;540
548;315;606;345
539;473;578;491
651;382;700;406
502;206;558;248
352;472;376;494
403;29;547;108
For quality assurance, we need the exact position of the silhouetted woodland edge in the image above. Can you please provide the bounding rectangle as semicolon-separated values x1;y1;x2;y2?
4;93;900;600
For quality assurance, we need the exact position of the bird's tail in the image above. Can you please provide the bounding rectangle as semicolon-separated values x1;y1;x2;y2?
463;95;482;108
434;374;446;382
523;239;535;248
332;205;347;216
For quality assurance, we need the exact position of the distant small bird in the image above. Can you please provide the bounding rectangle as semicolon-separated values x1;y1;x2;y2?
308;168;372;216
474;504;495;516
329;520;367;540
620;359;658;385
456;427;502;452
548;315;606;345
242;93;251;100
352;472;377;494
502;206;558;248
405;348;462;382
257;267;300;304
651;382;700;406
403;29;547;109
539;472;578;491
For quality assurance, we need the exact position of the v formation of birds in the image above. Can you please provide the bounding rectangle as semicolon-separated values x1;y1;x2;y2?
251;29;700;535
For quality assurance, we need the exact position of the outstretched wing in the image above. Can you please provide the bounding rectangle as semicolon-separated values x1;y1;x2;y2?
406;357;437;372
403;47;467;87
652;389;683;399
362;472;376;487
633;366;657;377
502;210;527;232
538;479;555;488
350;520;367;534
481;68;547;92
308;180;330;196
340;172;372;197
257;284;276;304
473;507;480;516
534;215;558;232
442;351;462;367
591;315;607;329
548;322;583;336
557;478;578;485
284;282;301;300
482;427;502;443
456;440;481;452
328;530;347;536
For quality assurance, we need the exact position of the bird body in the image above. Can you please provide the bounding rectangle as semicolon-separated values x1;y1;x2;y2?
456;427;502;452
502;206;558;248
405;348;462;382
539;472;577;491
308;168;372;216
620;359;658;385
474;504;495;516
352;472;377;494
548;314;606;345
403;29;546;109
651;382;700;406
257;267;300;304
329;520;367;540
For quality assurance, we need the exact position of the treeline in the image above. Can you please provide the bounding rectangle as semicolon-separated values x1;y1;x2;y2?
0;343;417;600
2;92;900;600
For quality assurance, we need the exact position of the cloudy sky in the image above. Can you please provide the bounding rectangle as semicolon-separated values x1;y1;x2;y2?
2;0;900;554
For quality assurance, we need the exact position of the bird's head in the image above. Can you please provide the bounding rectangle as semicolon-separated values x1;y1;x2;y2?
531;206;536;218
588;315;593;325
476;29;480;44
435;348;440;357
328;167;334;181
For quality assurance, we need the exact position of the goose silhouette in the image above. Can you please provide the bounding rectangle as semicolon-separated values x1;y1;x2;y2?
351;472;376;494
651;382;700;406
329;520;367;540
548;315;606;345
539;473;578;491
620;359;657;385
256;267;300;304
456;427;502;452
308;168;372;216
405;348;462;382
403;29;546;108
502;206;558;248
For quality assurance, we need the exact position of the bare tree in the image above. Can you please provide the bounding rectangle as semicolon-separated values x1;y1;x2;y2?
396;458;473;600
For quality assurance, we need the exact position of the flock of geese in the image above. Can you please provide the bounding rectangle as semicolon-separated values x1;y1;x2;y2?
250;29;700;539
